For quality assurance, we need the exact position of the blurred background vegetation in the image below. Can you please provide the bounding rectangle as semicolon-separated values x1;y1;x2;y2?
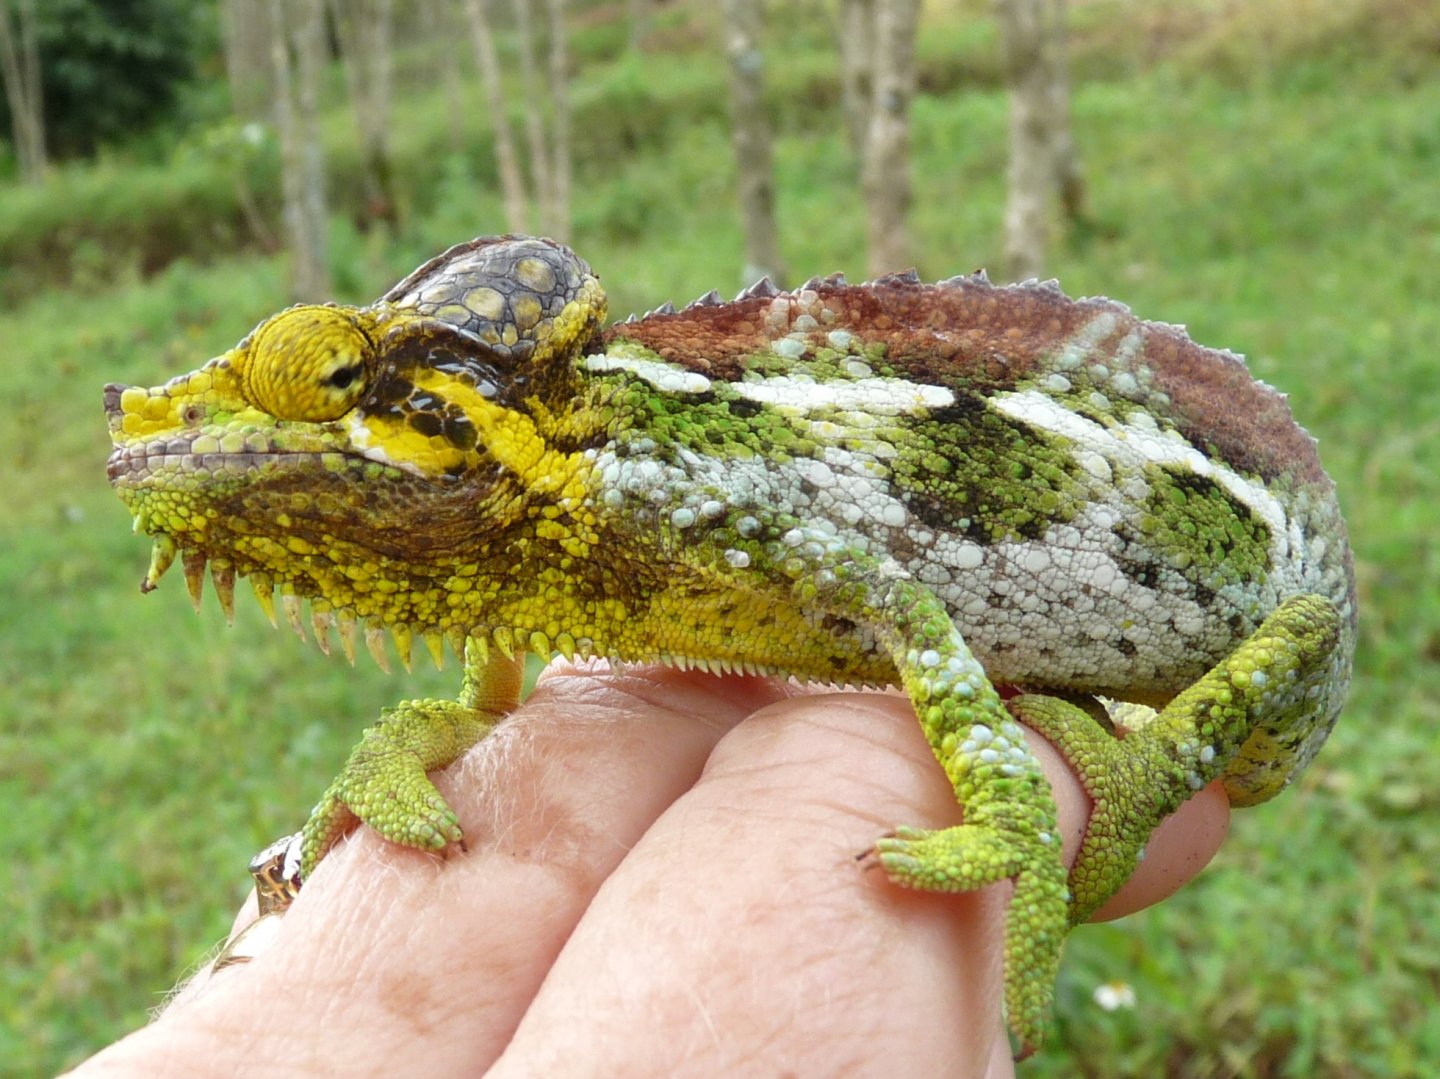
1;0;1438;1075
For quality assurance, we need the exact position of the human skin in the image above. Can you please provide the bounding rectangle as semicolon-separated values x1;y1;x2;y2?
69;664;1229;1079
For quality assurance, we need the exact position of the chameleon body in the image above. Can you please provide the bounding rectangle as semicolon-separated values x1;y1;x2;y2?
104;236;1354;1050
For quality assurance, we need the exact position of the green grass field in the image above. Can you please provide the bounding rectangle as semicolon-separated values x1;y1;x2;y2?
2;2;1438;1075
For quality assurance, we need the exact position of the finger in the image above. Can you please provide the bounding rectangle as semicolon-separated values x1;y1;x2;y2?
492;690;1010;1078
994;720;1230;920
493;690;1228;1078
69;666;799;1078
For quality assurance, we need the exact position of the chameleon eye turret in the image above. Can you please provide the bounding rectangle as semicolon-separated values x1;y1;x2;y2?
104;236;1353;1053
238;305;373;422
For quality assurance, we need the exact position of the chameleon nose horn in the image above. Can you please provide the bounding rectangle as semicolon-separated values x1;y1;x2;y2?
103;383;130;434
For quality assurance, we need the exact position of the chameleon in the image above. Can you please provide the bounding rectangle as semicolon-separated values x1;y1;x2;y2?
104;235;1354;1051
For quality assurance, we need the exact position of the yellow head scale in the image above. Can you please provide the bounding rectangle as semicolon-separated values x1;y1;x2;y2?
239;305;374;422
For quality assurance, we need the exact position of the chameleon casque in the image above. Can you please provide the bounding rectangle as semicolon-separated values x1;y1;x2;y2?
105;235;1354;1050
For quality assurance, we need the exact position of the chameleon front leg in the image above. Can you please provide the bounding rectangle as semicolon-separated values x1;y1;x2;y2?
1007;591;1344;925
299;641;526;878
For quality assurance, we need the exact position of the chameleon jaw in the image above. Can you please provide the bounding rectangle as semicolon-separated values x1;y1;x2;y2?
132;524;461;674
132;516;872;687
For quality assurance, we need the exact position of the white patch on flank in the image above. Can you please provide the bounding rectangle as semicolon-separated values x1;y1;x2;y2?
733;376;954;414
991;388;1291;552
585;354;713;395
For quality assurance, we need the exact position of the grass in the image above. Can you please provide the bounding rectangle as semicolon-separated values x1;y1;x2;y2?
2;1;1438;1075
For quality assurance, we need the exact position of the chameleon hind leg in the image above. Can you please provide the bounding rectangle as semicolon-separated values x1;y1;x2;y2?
1007;592;1344;926
869;585;1341;1053
298;641;526;879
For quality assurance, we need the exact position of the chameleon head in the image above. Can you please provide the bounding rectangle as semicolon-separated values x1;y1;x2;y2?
103;235;607;641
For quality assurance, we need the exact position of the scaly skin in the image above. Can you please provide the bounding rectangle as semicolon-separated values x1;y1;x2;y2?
104;235;1355;1052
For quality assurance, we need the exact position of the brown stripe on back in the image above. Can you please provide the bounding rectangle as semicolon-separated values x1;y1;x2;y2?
1134;319;1326;485
600;276;1328;486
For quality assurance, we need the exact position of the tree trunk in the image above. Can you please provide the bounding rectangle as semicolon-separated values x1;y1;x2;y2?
0;0;46;184
837;0;874;159
420;0;466;152
462;0;529;232
271;0;331;300
220;0;272;121
997;0;1083;281
543;0;571;241
626;0;650;50
510;0;550;228
330;0;397;227
1045;0;1085;224
722;0;784;285
861;0;919;277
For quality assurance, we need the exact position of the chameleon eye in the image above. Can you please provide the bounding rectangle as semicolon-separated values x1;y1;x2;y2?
241;305;372;421
326;363;362;390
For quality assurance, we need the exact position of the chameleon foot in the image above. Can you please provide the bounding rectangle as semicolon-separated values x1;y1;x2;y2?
1010;593;1345;923
875;818;1070;1053
299;697;496;877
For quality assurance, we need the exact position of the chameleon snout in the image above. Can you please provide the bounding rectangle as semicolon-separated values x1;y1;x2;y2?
102;382;128;437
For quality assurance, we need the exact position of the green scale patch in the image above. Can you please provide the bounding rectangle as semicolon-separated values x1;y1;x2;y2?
1137;465;1273;585
895;398;1089;545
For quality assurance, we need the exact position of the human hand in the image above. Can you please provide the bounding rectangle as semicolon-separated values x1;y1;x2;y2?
69;664;1228;1078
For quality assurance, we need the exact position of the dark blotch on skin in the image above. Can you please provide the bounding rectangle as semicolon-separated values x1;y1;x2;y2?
444;416;478;450
409;412;444;437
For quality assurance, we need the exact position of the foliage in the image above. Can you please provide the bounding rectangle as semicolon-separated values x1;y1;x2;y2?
1;1;1438;1076
0;0;214;162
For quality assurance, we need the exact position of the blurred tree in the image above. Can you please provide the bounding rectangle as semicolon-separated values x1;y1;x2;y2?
506;0;571;240
461;0;571;240
543;0;571;241
271;0;331;300
329;0;397;229
997;0;1085;281
510;0;552;234
0;0;206;161
860;0;919;276
722;0;785;286
419;0;466;152
626;0;651;50
836;0;874;159
0;0;45;183
220;0;271;121
462;0;527;231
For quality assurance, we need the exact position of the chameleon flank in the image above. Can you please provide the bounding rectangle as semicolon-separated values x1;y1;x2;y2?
104;235;1354;1052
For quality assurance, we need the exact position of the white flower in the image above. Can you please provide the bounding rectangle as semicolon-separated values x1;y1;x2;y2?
1093;981;1137;1011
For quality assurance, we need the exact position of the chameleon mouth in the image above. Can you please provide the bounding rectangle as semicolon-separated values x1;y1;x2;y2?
105;441;327;486
106;437;475;674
